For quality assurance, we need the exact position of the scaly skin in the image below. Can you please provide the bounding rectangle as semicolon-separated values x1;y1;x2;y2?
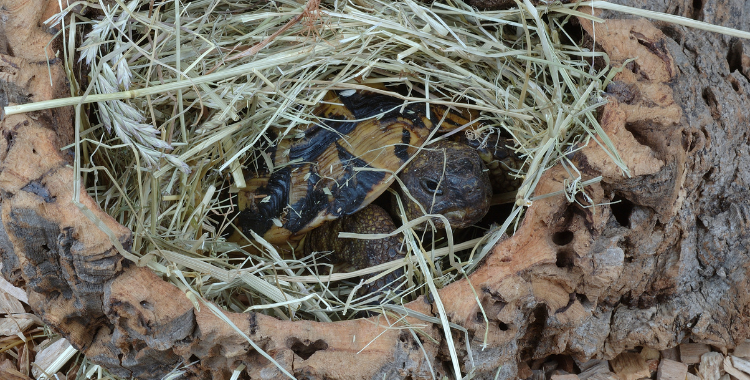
397;140;492;230
304;204;404;296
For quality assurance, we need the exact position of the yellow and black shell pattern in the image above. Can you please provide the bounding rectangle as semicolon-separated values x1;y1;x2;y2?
236;89;445;245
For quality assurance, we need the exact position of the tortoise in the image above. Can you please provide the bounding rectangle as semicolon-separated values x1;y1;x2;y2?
234;87;519;296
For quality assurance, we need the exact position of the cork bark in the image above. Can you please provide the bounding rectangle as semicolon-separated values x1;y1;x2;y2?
0;0;748;379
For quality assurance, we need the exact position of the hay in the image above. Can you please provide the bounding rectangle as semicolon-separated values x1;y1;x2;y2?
15;0;630;377
32;0;622;339
0;0;746;377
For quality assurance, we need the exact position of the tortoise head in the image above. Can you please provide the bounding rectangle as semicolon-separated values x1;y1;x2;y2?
397;140;492;229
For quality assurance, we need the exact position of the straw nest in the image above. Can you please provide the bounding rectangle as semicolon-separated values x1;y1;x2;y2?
41;0;623;321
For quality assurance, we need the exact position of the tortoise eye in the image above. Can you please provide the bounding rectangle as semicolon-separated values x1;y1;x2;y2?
420;178;443;196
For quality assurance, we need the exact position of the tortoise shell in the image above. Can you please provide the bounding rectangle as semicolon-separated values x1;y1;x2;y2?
236;88;463;244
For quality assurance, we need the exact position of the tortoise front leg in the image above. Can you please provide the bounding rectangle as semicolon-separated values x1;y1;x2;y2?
304;204;404;298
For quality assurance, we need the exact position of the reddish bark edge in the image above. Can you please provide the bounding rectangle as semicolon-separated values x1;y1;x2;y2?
1;0;749;379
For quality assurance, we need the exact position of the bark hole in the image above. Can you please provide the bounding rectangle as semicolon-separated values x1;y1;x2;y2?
3;129;15;153
475;312;484;323
729;76;742;93
519;305;548;361
552;230;574;246
657;23;683;44
576;293;592;308
701;87;721;119
288;338;329;360
610;194;634;228
399;332;408;343
727;38;743;73
21;181;54;203
681;129;705;154
624;121;651;150
625;60;640;76
691;0;703;20
559;17;583;47
556;249;576;268
702;167;715;182
482;288;508;318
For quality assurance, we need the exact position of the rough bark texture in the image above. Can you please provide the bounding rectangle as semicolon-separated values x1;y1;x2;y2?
0;0;748;379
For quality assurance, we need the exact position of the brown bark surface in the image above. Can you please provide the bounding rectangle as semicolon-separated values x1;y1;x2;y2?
0;0;748;379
